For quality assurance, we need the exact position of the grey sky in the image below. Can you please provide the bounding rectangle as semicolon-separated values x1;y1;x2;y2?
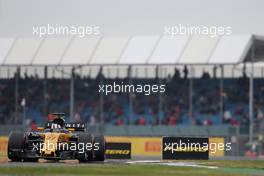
0;0;263;36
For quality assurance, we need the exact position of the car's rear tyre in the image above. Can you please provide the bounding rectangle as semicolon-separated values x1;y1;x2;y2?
93;134;105;161
8;131;24;162
78;133;93;163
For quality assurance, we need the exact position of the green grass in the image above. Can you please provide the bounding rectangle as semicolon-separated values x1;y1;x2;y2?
201;160;264;169
0;160;264;176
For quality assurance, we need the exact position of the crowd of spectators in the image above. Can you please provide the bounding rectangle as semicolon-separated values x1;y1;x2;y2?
1;67;264;129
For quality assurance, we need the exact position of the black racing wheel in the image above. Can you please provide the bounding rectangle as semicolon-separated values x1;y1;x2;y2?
78;133;93;162
8;131;24;162
93;134;105;161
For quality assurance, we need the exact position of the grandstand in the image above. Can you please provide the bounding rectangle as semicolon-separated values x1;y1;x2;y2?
0;34;264;156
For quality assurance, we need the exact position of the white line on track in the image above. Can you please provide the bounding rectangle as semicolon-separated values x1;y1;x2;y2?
126;160;218;169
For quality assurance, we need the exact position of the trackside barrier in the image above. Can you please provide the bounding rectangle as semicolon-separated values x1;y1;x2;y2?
0;136;225;157
105;136;225;157
0;137;7;157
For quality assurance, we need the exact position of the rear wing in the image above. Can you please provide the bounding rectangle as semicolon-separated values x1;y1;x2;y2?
65;123;86;131
45;122;86;131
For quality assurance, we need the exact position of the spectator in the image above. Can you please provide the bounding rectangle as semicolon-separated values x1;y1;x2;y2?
183;66;188;79
0;69;262;128
137;117;146;125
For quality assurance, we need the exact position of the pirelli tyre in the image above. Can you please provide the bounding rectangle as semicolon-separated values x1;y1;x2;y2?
8;131;24;162
93;135;105;161
78;133;93;162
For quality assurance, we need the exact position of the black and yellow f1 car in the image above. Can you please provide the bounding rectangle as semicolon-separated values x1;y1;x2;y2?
7;113;105;162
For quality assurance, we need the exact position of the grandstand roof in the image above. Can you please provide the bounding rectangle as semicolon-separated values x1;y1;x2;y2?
0;34;263;66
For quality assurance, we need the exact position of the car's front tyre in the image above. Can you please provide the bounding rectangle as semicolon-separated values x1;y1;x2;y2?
78;133;93;163
8;131;24;162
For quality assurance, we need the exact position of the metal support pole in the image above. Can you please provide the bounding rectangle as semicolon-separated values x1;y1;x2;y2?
99;66;103;124
249;58;254;144
249;63;254;143
23;104;26;128
7;68;10;79
189;66;193;117
70;67;75;121
220;65;224;120
21;98;26;130
128;66;133;124
43;66;47;116
15;67;20;124
157;66;162;124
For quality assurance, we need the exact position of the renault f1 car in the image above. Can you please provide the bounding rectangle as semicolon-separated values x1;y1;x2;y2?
7;113;105;162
